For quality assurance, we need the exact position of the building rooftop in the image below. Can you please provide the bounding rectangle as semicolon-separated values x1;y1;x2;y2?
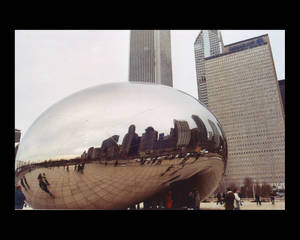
204;34;269;61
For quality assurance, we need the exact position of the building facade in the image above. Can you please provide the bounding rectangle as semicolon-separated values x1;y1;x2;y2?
129;30;173;87
204;34;285;188
194;30;224;106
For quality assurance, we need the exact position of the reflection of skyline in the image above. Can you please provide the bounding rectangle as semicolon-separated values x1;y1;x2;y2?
16;83;223;163
15;113;227;176
81;114;226;162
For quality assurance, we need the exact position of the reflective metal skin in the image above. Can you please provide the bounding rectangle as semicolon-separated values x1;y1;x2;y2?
15;82;227;209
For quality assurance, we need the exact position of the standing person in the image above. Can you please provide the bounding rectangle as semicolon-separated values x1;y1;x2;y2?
233;189;241;210
216;192;222;205
224;188;235;210
194;190;201;210
166;190;173;209
187;191;195;210
15;185;26;209
255;193;261;205
270;191;275;205
42;173;50;185
222;192;226;205
238;192;243;206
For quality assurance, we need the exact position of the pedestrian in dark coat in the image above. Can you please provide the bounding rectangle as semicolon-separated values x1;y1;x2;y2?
15;186;26;209
187;191;195;210
255;193;261;205
216;192;222;205
224;188;235;210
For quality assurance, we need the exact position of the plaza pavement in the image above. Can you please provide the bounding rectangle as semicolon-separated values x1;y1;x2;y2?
22;199;285;210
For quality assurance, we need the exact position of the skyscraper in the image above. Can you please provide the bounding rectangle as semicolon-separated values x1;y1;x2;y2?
204;34;285;188
129;30;173;87
194;30;224;106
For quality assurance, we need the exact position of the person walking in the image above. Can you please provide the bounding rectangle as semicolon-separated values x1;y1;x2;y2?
166;190;173;209
216;192;222;205
15;185;26;209
255;193;261;205
224;188;235;210
270;191;275;205
187;191;195;210
194;190;201;210
222;192;226;205
238;192;243;206
233;189;241;210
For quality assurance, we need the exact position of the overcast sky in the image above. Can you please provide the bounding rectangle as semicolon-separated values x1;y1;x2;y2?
15;30;285;137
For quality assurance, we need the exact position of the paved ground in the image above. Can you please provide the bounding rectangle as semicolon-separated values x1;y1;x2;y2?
21;199;285;210
198;199;285;210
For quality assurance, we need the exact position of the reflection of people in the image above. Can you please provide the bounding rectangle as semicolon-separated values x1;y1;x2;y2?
224;188;235;210
15;185;26;209
23;176;30;189
20;178;27;191
43;173;50;185
39;179;54;198
38;173;43;181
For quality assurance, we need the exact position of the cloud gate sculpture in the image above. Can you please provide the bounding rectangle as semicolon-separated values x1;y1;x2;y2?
15;82;227;210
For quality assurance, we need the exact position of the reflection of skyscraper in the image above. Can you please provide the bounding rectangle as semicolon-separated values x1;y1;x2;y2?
101;135;120;159
122;125;140;156
194;30;224;106
174;120;191;147
208;119;221;149
192;115;208;143
139;127;158;153
129;30;173;87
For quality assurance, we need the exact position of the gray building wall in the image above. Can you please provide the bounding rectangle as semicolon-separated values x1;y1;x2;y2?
129;30;173;87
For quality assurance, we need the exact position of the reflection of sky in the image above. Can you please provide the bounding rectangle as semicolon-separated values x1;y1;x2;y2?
16;82;221;163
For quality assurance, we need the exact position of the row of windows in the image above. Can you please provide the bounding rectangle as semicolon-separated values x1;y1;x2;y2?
227;134;284;141
229;148;284;156
217;112;283;125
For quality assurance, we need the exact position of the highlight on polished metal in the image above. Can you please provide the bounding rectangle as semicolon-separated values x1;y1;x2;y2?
15;82;227;210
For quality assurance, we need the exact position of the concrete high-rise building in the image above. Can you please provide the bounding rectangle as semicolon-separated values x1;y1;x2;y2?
15;129;21;143
204;34;285;188
194;30;224;106
129;30;173;87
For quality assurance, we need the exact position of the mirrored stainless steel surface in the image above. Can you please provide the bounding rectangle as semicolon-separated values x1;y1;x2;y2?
15;82;227;209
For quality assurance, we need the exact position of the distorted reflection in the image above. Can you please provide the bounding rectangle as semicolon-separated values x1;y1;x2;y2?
15;82;227;210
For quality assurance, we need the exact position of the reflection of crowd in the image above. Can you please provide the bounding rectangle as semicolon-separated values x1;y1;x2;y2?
37;173;54;198
132;189;202;210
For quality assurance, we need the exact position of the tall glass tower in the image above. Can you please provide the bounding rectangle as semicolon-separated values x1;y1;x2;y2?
194;30;224;106
129;30;173;87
